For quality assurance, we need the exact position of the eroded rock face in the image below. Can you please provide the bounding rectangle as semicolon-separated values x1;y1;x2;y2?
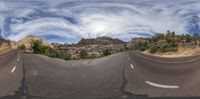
126;38;146;50
16;35;54;50
0;39;12;53
0;43;10;53
78;37;125;45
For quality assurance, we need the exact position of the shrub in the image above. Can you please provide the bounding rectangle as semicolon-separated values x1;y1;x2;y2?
18;44;26;51
148;43;177;53
137;42;148;51
159;43;177;52
31;40;49;54
149;44;159;53
31;40;71;60
103;49;112;56
80;50;88;59
47;49;71;60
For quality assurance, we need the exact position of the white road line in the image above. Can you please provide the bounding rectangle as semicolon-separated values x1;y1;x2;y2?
145;81;179;89
130;64;134;69
11;66;16;73
128;57;130;60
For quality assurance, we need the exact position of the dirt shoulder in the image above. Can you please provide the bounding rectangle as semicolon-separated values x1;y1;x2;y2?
143;47;200;58
0;48;12;55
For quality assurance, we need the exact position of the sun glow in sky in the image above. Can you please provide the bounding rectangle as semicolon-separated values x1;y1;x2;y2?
0;0;200;43
91;22;107;33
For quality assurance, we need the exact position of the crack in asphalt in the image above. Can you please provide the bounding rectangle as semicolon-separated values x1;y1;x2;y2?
119;54;147;99
117;54;129;98
14;52;27;97
15;55;27;96
14;52;45;99
0;52;27;99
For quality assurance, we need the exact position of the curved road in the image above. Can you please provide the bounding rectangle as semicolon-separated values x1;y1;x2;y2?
126;51;200;97
1;50;200;98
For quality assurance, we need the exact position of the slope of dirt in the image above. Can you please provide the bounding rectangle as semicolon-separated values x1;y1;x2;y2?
143;47;200;57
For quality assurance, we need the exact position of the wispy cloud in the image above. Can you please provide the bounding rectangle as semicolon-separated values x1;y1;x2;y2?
0;0;200;43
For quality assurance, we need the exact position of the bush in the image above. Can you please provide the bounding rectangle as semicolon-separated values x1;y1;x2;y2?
31;40;71;60
80;50;88;59
148;43;177;53
149;44;159;53
47;49;71;60
18;44;26;51
137;42;148;51
31;40;49;54
103;49;112;56
159;43;177;52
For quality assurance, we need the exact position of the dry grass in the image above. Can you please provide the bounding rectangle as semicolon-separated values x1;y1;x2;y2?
143;47;200;57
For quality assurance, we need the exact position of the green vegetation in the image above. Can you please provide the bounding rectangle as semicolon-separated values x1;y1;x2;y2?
79;49;88;59
137;41;148;51
32;40;49;54
135;30;200;53
148;43;177;53
47;49;71;60
103;49;112;56
17;44;26;51
31;40;71;60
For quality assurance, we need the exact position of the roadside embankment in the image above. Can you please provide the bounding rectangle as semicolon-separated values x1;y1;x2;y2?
142;47;200;57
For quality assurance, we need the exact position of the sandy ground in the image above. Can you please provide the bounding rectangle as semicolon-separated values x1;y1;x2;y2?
143;47;200;57
0;42;17;55
0;47;12;55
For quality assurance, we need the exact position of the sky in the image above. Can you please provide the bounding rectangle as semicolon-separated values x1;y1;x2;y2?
0;0;200;43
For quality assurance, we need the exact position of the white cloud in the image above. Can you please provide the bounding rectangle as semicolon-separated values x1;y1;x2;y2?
8;17;81;40
0;0;200;43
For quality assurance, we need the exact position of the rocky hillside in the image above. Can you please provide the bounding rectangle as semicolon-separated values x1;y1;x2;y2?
127;31;200;57
16;35;54;50
126;38;146;50
78;37;125;45
0;38;15;54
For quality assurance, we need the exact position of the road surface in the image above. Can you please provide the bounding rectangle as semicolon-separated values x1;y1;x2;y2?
0;50;23;97
1;50;200;98
126;51;200;97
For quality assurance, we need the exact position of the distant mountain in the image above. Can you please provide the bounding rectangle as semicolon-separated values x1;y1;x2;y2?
78;37;125;45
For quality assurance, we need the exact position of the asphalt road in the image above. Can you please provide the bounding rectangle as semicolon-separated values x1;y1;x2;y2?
1;50;200;99
22;52;125;99
0;50;23;97
125;51;200;97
